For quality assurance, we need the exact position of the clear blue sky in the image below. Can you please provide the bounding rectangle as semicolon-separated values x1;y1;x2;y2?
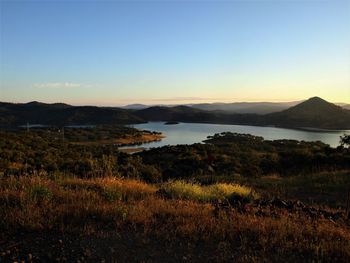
1;0;349;105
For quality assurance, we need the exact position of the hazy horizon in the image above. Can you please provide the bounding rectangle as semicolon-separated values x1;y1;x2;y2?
1;1;350;105
2;96;350;108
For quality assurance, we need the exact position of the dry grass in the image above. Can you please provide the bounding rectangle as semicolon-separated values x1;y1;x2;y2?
70;132;164;146
159;181;258;202
0;176;155;231
1;175;350;262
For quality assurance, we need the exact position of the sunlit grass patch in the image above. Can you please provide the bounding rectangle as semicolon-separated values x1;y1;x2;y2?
59;177;157;201
159;181;258;203
159;181;209;201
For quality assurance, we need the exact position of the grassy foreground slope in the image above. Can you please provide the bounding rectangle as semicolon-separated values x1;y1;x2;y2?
1;176;350;263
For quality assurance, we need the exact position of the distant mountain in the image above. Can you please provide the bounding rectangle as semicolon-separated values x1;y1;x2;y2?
124;101;301;114
123;100;350;115
1;97;349;129
135;97;350;129
338;103;350;110
189;101;301;114
262;97;350;129
122;104;149;110
24;101;72;109
0;102;144;126
121;101;300;114
135;106;213;122
134;105;262;125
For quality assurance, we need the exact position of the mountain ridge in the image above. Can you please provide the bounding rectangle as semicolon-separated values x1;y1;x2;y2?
261;97;350;129
123;100;349;114
0;102;144;126
1;97;350;129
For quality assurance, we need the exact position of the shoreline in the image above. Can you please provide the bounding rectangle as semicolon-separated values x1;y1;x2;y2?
70;131;165;147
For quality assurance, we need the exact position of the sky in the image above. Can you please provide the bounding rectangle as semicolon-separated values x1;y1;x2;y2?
0;0;349;106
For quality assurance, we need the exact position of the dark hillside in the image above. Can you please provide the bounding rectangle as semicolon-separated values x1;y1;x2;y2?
134;105;262;125
1;97;349;129
135;106;206;121
262;97;350;129
0;102;144;126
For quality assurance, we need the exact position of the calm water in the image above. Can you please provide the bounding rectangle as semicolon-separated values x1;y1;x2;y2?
128;122;350;148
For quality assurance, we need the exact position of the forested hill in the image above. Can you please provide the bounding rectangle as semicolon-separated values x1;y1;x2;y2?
134;97;350;129
0;101;144;126
1;97;350;129
261;97;350;129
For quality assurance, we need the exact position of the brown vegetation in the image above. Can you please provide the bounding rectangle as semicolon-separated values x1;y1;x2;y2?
1;176;350;262
71;132;164;146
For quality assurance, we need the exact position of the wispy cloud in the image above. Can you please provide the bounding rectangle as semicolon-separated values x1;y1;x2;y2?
33;82;86;88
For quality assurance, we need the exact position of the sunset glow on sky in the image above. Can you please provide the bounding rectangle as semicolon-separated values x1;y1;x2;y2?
1;0;349;105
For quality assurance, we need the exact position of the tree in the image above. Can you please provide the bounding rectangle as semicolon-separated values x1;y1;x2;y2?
340;134;350;148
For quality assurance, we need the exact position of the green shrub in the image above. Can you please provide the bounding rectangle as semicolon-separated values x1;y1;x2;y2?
102;188;122;202
28;185;53;202
140;165;162;183
208;183;258;203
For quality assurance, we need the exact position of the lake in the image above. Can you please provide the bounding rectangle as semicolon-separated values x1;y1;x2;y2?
127;122;350;148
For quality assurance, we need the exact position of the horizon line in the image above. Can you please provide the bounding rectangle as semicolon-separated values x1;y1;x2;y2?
1;97;349;108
